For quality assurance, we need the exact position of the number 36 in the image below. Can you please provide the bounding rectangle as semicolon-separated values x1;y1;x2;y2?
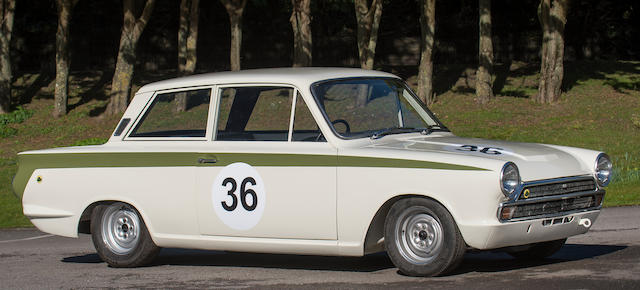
221;177;258;211
457;145;503;155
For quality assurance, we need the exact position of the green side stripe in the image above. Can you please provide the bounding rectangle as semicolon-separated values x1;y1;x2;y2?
337;156;487;171
12;152;488;198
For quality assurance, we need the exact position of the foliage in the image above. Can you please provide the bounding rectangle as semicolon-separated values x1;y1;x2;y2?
612;153;640;184
632;114;640;129
0;106;33;125
0;107;33;138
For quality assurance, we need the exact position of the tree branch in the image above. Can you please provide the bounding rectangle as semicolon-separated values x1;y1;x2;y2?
134;0;156;40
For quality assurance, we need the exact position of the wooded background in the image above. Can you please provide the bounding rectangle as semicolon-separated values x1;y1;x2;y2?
1;0;638;116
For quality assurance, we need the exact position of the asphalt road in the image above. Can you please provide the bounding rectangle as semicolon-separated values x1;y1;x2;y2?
1;206;639;289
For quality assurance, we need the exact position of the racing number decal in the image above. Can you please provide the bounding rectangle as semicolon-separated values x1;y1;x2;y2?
212;163;265;230
220;177;258;211
457;145;503;155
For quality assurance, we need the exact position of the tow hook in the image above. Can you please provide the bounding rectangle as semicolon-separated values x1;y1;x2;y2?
578;218;592;228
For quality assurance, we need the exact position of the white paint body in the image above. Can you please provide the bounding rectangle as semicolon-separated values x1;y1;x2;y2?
18;68;605;257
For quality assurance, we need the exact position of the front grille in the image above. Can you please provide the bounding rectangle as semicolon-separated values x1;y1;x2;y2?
520;178;596;199
510;195;600;219
499;176;604;222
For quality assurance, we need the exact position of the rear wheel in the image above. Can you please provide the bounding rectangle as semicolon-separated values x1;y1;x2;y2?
507;238;566;260
384;198;466;276
90;202;160;267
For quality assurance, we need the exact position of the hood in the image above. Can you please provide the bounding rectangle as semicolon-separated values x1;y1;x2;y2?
368;135;593;181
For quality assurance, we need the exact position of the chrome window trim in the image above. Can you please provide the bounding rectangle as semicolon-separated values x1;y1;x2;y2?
125;86;215;141
212;84;299;142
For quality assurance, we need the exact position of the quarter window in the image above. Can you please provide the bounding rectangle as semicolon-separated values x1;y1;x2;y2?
130;88;211;138
292;92;323;142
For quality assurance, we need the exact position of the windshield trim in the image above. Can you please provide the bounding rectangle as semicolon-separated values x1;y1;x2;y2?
310;77;449;140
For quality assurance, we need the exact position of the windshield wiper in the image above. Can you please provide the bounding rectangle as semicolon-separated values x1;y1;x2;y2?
370;125;449;140
420;125;449;135
371;127;420;140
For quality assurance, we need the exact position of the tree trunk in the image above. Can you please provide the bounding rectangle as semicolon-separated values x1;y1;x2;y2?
417;0;435;105
178;0;189;74
354;0;382;70
106;0;156;116
0;0;15;114
185;0;199;74
178;0;199;76
221;0;247;71
229;14;242;71
476;0;494;104
536;0;569;104
174;91;187;113
290;0;312;67
177;0;199;113
53;0;78;118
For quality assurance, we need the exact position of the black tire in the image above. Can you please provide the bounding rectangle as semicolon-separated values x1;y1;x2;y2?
384;198;466;277
90;202;160;267
507;238;566;260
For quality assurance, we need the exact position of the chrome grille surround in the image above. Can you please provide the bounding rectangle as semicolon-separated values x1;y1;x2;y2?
498;176;605;222
519;178;596;199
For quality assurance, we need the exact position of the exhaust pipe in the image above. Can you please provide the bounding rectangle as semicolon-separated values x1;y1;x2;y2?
578;218;592;228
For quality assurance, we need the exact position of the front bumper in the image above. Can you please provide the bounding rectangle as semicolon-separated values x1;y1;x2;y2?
459;210;600;250
461;175;604;250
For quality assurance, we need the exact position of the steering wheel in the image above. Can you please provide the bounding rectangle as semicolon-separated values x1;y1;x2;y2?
331;119;351;134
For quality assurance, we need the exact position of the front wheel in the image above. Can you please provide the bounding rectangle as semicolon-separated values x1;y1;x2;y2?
91;202;160;267
384;198;466;277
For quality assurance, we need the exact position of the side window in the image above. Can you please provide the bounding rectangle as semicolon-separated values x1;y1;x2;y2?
216;86;293;141
129;88;211;138
292;93;324;142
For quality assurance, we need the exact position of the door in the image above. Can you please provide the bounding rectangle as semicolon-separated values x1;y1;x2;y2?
195;85;337;240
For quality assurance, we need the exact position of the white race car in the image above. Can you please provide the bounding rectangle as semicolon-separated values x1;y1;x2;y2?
13;68;611;276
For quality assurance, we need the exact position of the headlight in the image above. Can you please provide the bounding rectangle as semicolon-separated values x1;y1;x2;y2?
500;162;521;197
595;153;612;187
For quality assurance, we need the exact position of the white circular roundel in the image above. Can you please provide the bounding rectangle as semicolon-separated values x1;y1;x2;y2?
212;162;266;231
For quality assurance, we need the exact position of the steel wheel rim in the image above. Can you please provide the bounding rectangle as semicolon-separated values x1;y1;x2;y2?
101;205;141;255
395;207;444;265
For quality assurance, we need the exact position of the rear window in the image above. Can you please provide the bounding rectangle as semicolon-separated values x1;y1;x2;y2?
129;88;211;138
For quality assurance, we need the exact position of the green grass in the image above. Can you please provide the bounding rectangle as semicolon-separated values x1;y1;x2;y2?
0;107;33;138
0;158;31;227
1;60;638;228
70;137;109;146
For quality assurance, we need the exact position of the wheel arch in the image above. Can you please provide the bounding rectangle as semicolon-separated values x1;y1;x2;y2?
78;201;111;234
362;193;461;255
77;199;152;236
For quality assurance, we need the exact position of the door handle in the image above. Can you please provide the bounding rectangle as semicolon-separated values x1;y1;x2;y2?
197;158;218;164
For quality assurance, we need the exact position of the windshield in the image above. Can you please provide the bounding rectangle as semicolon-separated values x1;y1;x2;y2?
311;78;447;139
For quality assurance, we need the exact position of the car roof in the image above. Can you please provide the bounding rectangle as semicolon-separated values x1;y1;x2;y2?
136;67;400;94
